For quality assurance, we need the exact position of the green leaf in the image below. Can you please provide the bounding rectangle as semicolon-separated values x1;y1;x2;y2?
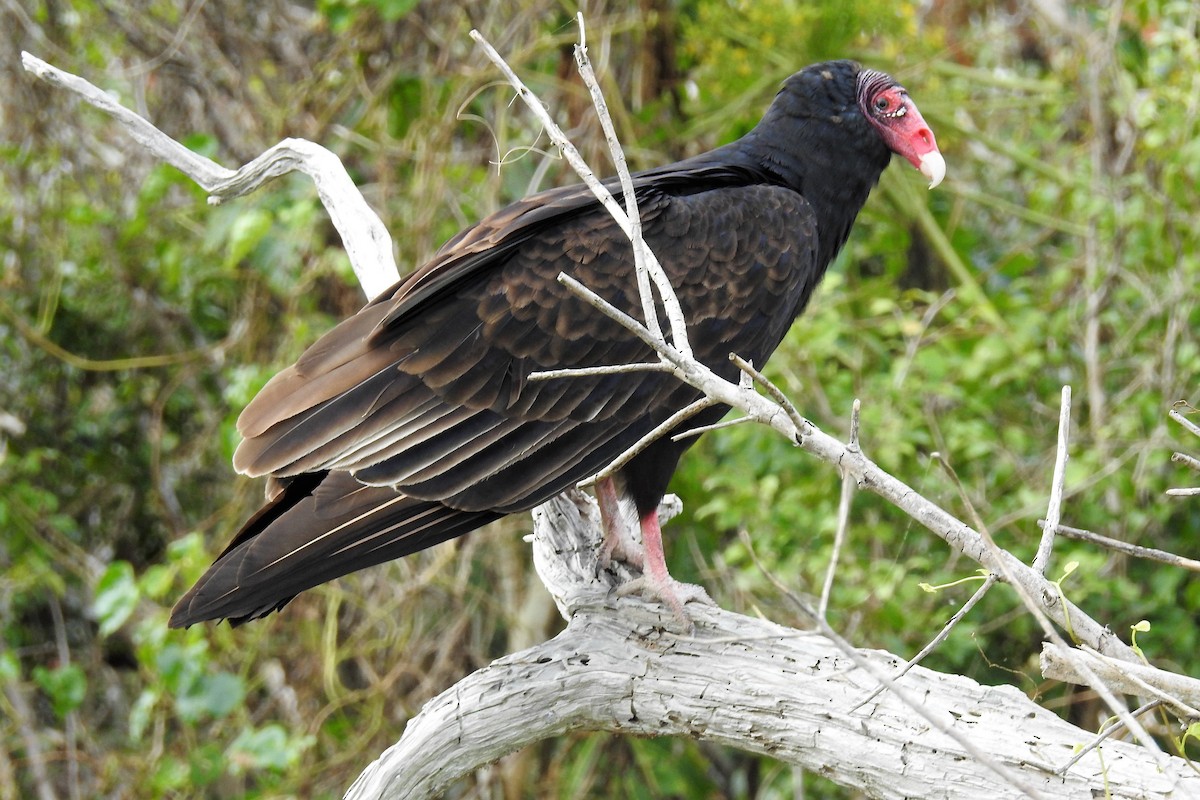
227;724;314;774
377;0;420;21
0;651;19;682
93;560;139;636
129;688;159;743
136;564;174;601
224;207;273;269
32;663;87;718
174;670;244;723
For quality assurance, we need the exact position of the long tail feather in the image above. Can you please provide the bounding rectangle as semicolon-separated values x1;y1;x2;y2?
169;471;500;627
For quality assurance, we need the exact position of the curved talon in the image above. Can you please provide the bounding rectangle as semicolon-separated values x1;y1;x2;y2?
615;576;713;628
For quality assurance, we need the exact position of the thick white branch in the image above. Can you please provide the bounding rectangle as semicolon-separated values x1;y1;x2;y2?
1041;643;1200;718
344;493;1200;800
20;51;399;300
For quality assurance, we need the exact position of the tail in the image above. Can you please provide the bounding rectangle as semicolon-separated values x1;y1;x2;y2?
169;471;501;627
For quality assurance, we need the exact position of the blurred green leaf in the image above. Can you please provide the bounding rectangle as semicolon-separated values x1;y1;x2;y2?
93;560;139;636
224;208;273;270
129;688;159;743
227;724;314;774
174;670;244;723
32;663;87;718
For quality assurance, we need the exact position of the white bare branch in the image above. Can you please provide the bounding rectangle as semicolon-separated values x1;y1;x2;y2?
1041;642;1200;719
343;493;1200;800
1033;385;1071;573
1040;520;1200;573
468;28;692;358
20;51;399;300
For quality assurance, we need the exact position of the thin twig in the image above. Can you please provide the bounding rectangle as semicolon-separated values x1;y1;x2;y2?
931;454;1164;758
572;15;661;346
739;531;1051;800
1054;700;1163;776
931;452;993;538
572;15;692;358
1171;451;1200;472
527;362;672;381
728;353;812;442
556;274;666;359
1039;520;1200;573
582;397;716;486
671;414;752;441
471;27;693;361
820;400;860;621
48;597;81;800
851;574;999;712
1169;407;1200;439
1;679;58;800
1034;386;1072;574
893;289;955;389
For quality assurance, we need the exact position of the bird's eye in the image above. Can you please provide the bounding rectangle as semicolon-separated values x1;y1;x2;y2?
874;96;890;112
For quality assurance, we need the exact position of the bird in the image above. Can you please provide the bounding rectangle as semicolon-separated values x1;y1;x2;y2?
169;60;943;628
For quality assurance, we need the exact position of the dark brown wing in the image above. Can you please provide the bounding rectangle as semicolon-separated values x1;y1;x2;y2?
171;181;820;626
233;183;819;511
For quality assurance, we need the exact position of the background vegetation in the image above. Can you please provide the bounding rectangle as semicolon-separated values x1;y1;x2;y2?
2;0;1198;797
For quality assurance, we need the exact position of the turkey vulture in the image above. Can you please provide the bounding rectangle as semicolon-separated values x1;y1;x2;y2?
170;60;943;627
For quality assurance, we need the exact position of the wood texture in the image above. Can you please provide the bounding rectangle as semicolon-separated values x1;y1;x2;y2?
345;492;1198;800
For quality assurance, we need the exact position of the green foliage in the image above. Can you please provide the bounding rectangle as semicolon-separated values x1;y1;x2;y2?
227;724;315;775
93;561;139;637
32;664;87;718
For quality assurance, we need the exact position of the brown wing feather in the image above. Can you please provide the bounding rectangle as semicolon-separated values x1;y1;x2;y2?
169;472;500;627
183;183;820;625
236;185;818;500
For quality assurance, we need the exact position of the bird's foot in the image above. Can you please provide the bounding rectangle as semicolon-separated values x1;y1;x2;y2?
615;574;714;631
594;476;644;570
598;524;644;571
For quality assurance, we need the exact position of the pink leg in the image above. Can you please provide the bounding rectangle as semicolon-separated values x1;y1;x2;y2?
615;509;713;629
595;476;643;569
638;510;687;621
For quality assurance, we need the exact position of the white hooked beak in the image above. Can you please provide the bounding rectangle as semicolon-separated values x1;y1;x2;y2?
919;151;946;190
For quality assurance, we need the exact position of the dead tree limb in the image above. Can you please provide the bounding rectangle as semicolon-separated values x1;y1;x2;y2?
344;493;1200;800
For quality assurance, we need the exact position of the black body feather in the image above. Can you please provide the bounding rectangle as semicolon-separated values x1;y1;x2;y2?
171;60;903;627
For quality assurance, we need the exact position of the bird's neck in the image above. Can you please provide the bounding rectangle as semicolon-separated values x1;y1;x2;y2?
735;116;892;268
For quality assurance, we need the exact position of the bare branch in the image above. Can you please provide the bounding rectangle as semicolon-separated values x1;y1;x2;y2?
820;400;860;621
1171;451;1200;472
347;496;1200;799
1041;642;1200;720
1033;385;1072;574
740;533;1049;800
852;573;999;712
728;353;812;442
582;397;716;486
670;414;753;440
931;456;1162;755
1040;520;1200;573
1054;701;1164;776
20;52;399;300
469;27;694;360
526;362;673;382
572;15;692;358
1169;407;1200;439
